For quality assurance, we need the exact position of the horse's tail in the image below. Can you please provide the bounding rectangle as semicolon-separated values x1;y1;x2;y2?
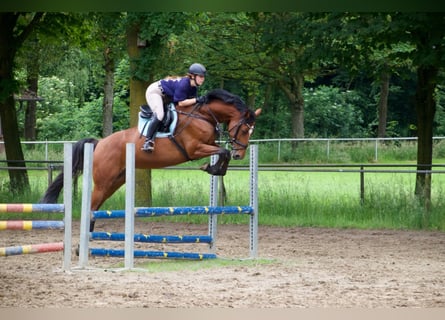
39;138;99;203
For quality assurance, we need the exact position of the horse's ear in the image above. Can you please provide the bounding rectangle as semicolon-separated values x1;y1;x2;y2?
255;108;262;117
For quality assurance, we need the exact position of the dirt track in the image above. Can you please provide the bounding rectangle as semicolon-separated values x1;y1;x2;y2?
1;221;444;308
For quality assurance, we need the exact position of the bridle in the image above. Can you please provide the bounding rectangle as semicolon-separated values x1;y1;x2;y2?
227;119;255;151
201;104;255;152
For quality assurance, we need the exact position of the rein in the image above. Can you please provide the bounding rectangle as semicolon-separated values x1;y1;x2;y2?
175;105;222;139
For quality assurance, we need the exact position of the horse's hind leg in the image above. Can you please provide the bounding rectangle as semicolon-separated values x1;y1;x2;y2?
89;171;126;231
200;149;231;176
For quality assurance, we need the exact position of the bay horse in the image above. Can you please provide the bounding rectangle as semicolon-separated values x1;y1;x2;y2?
40;89;261;231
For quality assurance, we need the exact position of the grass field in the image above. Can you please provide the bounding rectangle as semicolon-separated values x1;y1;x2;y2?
1;141;445;231
91;166;445;231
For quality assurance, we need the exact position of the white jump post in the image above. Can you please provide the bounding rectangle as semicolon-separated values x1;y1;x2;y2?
249;144;259;258
78;142;94;269
124;143;135;269
208;154;218;253
63;143;73;270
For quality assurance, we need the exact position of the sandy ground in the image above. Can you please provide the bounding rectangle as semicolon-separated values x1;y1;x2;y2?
1;220;444;308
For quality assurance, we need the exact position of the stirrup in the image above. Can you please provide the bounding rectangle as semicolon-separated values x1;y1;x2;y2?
141;140;155;152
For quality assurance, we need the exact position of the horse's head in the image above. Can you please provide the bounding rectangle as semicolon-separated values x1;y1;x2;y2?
205;89;262;160
228;108;262;160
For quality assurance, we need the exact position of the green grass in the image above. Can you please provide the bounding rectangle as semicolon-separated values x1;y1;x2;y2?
1;165;445;231
1;140;445;231
119;258;276;273
93;166;445;231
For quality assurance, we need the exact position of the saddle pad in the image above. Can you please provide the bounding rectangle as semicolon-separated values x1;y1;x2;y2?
138;103;178;138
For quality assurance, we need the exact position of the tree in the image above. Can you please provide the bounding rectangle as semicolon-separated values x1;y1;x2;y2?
313;13;445;211
87;13;126;137
126;20;151;206
0;12;44;193
255;13;323;143
22;32;41;142
181;12;322;142
303;86;365;137
317;13;415;139
367;13;445;207
401;13;445;204
125;12;190;206
1;12;94;193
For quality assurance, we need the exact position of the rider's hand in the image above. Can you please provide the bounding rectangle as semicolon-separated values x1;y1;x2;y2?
196;96;206;104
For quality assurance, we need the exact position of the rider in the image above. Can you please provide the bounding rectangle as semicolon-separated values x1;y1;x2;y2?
141;63;207;152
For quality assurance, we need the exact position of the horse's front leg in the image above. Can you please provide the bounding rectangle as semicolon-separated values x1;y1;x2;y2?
200;148;231;176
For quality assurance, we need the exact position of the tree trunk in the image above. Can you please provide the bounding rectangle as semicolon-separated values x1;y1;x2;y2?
280;73;304;150
0;96;30;193
377;71;390;138
24;99;37;142
292;73;305;140
414;65;438;211
102;47;115;137
24;37;40;142
127;23;151;207
0;13;30;193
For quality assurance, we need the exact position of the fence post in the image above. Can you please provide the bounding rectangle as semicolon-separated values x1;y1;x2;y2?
375;139;378;162
327;139;330;160
360;165;365;205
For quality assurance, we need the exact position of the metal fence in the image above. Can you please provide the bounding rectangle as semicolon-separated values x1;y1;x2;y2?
3;137;442;162
249;137;445;162
1;139;444;206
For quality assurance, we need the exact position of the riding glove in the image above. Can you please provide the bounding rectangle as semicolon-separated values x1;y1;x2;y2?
196;96;206;104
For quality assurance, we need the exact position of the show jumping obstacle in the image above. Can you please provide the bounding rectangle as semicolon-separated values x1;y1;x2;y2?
78;143;258;270
0;144;72;271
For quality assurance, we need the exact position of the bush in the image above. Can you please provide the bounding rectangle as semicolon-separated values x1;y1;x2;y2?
303;86;368;138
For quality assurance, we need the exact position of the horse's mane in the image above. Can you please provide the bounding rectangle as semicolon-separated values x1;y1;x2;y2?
205;89;256;123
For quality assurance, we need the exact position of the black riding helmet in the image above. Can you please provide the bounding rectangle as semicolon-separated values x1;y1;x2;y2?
188;63;206;76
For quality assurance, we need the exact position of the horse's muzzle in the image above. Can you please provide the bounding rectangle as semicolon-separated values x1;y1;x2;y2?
231;150;245;160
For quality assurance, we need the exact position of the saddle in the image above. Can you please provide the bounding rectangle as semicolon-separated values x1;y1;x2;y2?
138;103;178;138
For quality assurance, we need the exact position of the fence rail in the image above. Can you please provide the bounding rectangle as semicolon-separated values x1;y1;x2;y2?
161;163;445;206
0;159;443;206
0;159;64;186
2;137;445;161
1;139;444;205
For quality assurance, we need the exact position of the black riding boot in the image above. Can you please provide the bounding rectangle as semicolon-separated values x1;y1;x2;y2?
141;116;162;152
